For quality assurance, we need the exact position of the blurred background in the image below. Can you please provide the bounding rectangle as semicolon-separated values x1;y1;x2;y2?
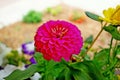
0;0;120;79
0;0;120;28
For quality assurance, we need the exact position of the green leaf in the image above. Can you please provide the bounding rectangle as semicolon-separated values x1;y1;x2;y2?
85;11;102;22
45;60;58;73
4;64;39;80
85;35;93;44
56;67;72;80
72;69;91;80
80;35;93;57
84;54;91;61
42;73;54;80
70;62;92;80
83;61;104;80
38;59;66;80
45;60;66;79
71;61;104;80
52;63;65;78
103;25;120;40
70;62;88;71
39;59;104;80
79;48;87;57
34;52;45;65
94;49;109;69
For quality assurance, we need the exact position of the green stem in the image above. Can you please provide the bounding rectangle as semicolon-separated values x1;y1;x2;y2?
113;40;118;58
86;28;104;54
103;58;118;74
86;22;107;54
108;37;113;64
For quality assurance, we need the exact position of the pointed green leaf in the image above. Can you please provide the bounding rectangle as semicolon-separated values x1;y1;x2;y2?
85;11;102;22
4;64;39;80
103;25;120;40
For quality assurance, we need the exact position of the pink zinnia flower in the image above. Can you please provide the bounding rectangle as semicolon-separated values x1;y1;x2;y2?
34;20;83;61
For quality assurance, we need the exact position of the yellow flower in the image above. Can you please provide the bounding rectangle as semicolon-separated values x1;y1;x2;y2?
100;5;120;25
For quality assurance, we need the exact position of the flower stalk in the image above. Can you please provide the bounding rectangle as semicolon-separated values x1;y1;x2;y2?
86;22;107;54
108;37;113;64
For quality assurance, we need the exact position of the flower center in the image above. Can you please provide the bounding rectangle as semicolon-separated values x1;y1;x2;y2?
51;26;68;38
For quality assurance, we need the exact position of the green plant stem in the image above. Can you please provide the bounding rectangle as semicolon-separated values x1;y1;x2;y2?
103;58;118;74
86;22;107;54
86;28;103;54
108;37;113;64
113;40;118;58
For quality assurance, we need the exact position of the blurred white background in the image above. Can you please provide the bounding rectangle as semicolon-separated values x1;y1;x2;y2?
0;0;120;28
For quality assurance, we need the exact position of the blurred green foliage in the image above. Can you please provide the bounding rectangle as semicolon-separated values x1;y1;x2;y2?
46;6;62;16
5;50;27;66
23;10;42;23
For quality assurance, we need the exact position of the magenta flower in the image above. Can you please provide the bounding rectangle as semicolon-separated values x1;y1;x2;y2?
34;20;83;61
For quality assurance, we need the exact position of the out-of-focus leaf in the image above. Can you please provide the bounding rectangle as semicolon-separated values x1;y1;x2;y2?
80;35;93;58
85;11;102;22
85;35;93;44
70;61;104;80
5;50;26;66
4;64;39;80
34;52;45;65
94;49;109;69
56;67;72;80
103;25;120;40
46;6;62;16
79;48;87;57
41;73;54;80
116;45;120;55
40;60;65;80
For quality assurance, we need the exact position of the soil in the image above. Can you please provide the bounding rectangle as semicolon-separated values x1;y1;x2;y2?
0;4;111;51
